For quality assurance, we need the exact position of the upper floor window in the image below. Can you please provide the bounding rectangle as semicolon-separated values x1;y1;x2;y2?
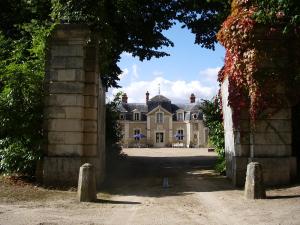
120;114;125;120
177;112;184;121
156;112;163;123
192;113;198;119
134;112;140;121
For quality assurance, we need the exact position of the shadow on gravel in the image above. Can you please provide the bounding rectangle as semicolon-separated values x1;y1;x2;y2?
266;195;300;199
102;154;235;197
95;199;141;204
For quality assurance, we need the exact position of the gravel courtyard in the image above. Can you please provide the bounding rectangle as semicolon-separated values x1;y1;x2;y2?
0;148;299;225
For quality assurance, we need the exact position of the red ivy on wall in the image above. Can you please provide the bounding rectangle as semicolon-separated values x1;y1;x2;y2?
217;0;261;125
218;0;300;127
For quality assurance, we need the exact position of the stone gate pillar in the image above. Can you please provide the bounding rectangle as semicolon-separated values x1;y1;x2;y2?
222;79;297;186
220;0;298;187
221;78;251;186
41;24;105;187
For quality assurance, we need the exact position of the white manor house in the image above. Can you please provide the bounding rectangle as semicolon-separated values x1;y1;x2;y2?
118;92;208;148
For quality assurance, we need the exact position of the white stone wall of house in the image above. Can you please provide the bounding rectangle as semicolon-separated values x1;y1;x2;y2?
172;122;188;147
41;24;105;187
118;99;208;148
128;122;147;147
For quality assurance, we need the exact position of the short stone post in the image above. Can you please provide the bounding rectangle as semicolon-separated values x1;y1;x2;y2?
77;163;97;202
244;162;266;199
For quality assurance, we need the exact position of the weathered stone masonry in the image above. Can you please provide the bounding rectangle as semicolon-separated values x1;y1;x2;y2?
41;24;106;187
222;78;297;186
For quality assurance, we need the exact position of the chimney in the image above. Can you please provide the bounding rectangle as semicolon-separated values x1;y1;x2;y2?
146;91;149;103
190;93;196;103
122;93;128;103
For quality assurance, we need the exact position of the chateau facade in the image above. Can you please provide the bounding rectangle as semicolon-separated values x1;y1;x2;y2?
118;92;208;148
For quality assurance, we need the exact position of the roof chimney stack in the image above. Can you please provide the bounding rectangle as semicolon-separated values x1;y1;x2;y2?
146;91;149;103
190;93;196;103
122;93;128;103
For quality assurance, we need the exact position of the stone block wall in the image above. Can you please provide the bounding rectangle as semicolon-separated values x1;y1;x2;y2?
222;77;297;186
221;78;250;186
41;24;105;187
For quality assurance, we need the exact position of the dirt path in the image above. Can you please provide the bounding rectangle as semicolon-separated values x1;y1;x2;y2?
0;148;300;225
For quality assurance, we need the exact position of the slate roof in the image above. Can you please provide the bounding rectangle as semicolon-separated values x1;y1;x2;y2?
118;94;203;121
121;103;148;112
149;95;171;102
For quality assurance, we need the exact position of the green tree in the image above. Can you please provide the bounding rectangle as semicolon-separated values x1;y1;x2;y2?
0;22;54;175
105;92;123;166
201;96;225;174
0;0;231;175
51;0;230;88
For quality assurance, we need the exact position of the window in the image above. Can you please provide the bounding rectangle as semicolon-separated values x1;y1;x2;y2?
134;112;140;121
156;112;163;123
177;112;183;121
120;114;125;120
176;129;184;140
192;113;198;119
134;129;140;140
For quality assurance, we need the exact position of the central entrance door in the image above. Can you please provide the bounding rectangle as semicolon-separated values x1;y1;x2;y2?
155;132;164;147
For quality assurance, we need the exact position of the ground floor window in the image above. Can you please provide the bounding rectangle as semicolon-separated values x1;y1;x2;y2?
156;132;164;143
134;129;140;140
177;129;184;140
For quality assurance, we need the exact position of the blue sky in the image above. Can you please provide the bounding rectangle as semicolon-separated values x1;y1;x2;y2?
108;23;225;103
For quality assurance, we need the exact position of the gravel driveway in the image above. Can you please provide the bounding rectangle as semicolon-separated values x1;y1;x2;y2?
0;148;299;225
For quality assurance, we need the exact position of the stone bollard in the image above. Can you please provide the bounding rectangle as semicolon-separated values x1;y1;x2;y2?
244;162;266;199
77;163;97;202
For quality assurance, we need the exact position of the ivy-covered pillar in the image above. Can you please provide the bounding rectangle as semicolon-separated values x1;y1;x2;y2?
41;24;106;187
219;0;298;186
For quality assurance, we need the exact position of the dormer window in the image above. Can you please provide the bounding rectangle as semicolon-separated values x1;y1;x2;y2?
156;112;163;123
192;113;197;119
177;112;184;121
134;112;140;121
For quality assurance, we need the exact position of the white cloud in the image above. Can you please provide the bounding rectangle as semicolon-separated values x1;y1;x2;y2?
199;67;221;83
119;68;129;79
108;67;221;103
132;64;139;79
109;76;217;103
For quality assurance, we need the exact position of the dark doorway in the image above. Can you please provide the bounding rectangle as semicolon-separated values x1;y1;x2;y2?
292;103;300;179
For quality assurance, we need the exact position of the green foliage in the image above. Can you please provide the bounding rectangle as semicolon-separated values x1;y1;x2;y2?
201;96;225;174
106;92;124;162
0;138;41;175
0;0;231;175
254;0;300;32
0;20;54;175
51;0;230;88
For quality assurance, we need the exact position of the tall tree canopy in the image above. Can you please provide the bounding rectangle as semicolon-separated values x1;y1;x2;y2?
0;0;230;175
51;0;230;88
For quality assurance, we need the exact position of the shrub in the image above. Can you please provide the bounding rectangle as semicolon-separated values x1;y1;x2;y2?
201;96;225;174
0;22;53;176
0;138;41;175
